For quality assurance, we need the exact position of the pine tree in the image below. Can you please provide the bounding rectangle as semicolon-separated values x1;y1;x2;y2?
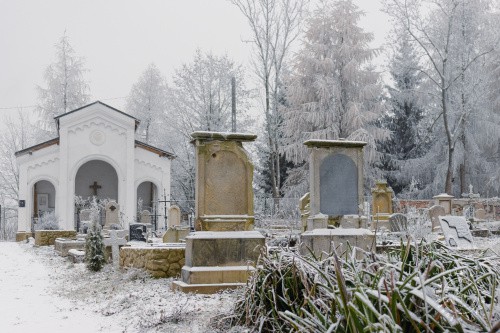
378;32;427;194
36;33;90;138
280;0;387;195
85;198;106;271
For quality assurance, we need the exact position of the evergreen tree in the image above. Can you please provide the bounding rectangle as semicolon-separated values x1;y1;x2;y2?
85;198;105;271
280;0;387;195
378;32;427;194
85;221;105;272
36;33;90;138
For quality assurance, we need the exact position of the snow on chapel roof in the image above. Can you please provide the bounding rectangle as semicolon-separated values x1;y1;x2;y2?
54;100;140;131
15;101;175;158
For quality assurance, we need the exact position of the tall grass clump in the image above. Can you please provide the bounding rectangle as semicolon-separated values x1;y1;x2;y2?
231;241;500;332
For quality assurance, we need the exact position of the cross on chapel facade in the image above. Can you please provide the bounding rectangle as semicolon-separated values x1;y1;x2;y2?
89;181;102;196
15;101;174;235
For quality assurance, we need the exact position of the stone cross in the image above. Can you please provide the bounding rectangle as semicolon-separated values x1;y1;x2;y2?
103;230;127;267
89;181;102;196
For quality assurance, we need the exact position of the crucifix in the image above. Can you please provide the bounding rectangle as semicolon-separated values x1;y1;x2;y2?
89;181;102;196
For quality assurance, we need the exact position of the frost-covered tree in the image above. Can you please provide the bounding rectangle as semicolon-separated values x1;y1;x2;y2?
126;63;168;145
85;198;106;271
232;0;305;198
0;112;37;204
168;50;251;208
385;0;500;196
378;29;428;195
36;33;90;138
280;0;387;196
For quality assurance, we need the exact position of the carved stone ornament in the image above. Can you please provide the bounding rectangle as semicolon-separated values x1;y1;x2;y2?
89;130;106;146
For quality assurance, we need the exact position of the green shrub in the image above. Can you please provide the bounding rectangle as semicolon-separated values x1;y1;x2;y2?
232;240;500;332
85;221;106;272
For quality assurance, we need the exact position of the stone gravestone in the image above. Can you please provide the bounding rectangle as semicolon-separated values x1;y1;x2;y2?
172;132;265;294
475;208;486;221
79;209;92;233
439;216;475;249
463;205;475;221
168;205;181;228
140;210;151;224
103;230;128;267
371;180;394;230
129;223;147;242
428;205;446;232
192;132;256;231
389;213;408;232
299;193;310;232
104;200;120;229
300;140;374;259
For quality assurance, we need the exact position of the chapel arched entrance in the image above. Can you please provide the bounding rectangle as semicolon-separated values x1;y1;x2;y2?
32;179;56;230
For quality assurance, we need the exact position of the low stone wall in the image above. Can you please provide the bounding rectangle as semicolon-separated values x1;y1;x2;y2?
34;230;77;246
16;232;34;242
120;245;185;278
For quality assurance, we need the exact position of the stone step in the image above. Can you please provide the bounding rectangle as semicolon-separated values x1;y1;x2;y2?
171;280;245;294
181;265;255;285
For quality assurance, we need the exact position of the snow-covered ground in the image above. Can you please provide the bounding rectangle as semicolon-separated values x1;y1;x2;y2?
0;242;237;333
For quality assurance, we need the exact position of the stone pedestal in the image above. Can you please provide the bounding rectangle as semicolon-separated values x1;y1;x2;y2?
301;140;375;257
300;228;375;259
371;180;393;222
172;231;265;293
162;226;190;243
54;238;86;257
173;131;262;293
433;193;454;215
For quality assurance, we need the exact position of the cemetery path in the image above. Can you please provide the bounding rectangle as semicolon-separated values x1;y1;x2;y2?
0;242;121;333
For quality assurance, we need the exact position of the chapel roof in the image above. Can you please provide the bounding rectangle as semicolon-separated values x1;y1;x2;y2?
54;101;140;131
14;137;60;157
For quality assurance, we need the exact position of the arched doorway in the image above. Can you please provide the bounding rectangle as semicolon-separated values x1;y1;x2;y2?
32;179;56;222
136;181;159;229
137;181;158;213
75;160;119;201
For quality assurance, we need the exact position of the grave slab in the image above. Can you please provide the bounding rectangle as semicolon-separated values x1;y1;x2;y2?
438;216;475;249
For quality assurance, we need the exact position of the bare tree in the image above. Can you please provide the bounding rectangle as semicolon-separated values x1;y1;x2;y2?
385;0;499;195
126;63;168;145
231;0;305;198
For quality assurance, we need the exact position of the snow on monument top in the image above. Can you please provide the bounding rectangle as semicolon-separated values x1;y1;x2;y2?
191;131;257;142
304;139;367;148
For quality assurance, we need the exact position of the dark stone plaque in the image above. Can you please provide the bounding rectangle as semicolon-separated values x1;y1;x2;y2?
319;153;358;216
129;223;147;242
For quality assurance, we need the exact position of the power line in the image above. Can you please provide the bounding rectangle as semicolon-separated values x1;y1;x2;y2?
0;96;128;111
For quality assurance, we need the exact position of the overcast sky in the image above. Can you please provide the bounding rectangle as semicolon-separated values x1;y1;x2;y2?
0;0;390;115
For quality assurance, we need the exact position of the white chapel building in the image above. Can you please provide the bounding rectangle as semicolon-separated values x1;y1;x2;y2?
16;101;174;232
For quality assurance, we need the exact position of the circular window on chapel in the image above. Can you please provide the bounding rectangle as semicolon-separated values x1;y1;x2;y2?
89;130;106;146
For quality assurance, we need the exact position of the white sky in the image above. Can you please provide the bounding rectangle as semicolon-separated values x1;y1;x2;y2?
0;0;390;114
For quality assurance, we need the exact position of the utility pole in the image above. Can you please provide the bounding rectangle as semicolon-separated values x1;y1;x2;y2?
231;76;236;132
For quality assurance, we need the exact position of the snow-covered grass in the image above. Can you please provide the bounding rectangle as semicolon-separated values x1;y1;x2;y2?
0;242;237;332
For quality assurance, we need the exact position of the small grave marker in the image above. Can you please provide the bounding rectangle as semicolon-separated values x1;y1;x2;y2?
129;223;147;242
439;216;475;249
103;230;127;267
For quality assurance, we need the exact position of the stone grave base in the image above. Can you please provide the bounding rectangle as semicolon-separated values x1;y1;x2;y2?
120;244;186;278
198;215;254;231
16;232;33;242
471;229;490;237
54;238;86;257
172;230;265;294
370;219;390;231
162;226;190;243
35;230;78;246
300;228;375;259
68;249;85;263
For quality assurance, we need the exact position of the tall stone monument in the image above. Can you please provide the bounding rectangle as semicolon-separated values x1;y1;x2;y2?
371;180;394;230
300;140;374;258
172;132;265;293
433;193;454;215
